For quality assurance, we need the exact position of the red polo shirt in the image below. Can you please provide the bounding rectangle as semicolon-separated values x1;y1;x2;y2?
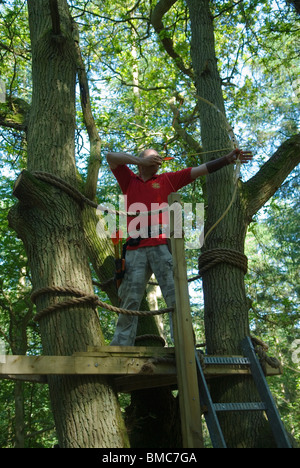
112;165;193;249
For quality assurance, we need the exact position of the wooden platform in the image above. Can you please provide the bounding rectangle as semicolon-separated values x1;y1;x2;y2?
0;346;282;392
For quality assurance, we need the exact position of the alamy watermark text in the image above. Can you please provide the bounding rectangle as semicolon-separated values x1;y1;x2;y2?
96;196;204;250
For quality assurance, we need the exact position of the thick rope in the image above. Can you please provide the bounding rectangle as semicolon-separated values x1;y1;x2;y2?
198;248;248;276
255;345;281;373
33;171;95;208
32;171;169;217
251;336;281;373
31;286;173;322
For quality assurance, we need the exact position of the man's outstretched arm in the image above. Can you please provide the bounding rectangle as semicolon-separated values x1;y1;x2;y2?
190;149;253;180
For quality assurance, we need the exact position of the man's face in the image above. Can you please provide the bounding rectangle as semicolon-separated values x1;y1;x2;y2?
141;149;161;174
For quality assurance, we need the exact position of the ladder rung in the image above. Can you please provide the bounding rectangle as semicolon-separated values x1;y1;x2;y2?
214;402;266;412
204;356;250;366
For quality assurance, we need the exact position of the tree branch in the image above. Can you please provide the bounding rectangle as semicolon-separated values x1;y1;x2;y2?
0;96;29;131
151;0;193;79
169;97;203;158
120;81;173;92
0;117;26;131
0;41;31;60
245;133;300;219
286;0;300;15
73;23;101;201
49;0;61;36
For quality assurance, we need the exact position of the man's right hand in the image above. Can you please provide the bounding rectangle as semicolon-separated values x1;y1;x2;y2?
138;154;163;167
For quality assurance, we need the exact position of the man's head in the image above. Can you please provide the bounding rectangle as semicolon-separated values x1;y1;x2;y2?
138;148;162;178
139;148;160;159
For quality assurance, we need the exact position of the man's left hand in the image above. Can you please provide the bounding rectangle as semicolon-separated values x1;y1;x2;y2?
226;149;253;164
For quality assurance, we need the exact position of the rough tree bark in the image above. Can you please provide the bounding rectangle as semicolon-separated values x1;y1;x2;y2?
8;0;128;448
186;0;300;447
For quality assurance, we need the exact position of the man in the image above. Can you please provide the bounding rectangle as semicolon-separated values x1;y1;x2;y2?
107;148;253;346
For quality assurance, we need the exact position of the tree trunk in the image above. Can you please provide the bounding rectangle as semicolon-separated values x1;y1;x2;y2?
14;381;25;448
8;0;128;448
125;387;182;448
186;0;276;447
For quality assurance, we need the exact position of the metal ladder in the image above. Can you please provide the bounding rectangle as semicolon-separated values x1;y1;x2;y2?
195;336;292;448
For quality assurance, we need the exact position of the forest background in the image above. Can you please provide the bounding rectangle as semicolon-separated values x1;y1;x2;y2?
0;0;299;448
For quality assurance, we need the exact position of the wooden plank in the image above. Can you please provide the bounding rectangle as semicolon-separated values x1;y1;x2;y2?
0;355;75;375
0;352;280;380
114;375;178;393
264;364;282;376
75;355;176;375
168;193;204;449
82;346;175;358
0;355;176;377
